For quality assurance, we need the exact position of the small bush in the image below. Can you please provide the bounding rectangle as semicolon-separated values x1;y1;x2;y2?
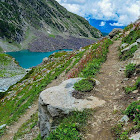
74;79;96;92
47;123;81;140
125;63;136;78
111;123;123;138
125;100;140;124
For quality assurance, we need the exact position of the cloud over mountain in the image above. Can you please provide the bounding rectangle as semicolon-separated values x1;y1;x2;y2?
56;0;140;26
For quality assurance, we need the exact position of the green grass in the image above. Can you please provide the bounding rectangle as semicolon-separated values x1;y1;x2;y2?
66;50;85;73
0;47;3;53
125;63;136;78
125;77;140;94
0;53;12;65
119;45;138;61
123;24;133;32
48;34;55;38
0;55;73;137
74;79;96;92
122;29;140;44
125;100;140;124
51;51;68;58
35;109;93;140
14;113;38;140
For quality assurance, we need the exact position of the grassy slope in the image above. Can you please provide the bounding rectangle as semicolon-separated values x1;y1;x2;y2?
3;38;112;140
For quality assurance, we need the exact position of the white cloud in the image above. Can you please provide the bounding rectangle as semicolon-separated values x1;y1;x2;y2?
56;0;140;26
100;21;106;26
110;23;124;26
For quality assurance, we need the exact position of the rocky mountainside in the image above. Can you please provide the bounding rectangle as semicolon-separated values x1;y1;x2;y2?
0;0;102;52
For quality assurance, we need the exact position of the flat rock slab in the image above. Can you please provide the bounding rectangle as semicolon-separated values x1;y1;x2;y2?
39;78;105;138
130;132;140;140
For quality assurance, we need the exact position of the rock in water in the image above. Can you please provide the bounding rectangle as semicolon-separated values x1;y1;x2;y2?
38;78;105;138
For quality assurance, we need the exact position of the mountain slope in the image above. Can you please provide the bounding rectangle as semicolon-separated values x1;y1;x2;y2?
0;0;102;44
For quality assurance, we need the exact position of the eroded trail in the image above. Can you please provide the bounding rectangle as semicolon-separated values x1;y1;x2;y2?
86;40;128;140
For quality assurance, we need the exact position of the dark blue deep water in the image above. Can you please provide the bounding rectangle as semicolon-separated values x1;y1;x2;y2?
7;49;72;69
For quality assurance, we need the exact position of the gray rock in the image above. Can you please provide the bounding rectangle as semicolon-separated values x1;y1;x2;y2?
119;115;129;124
43;57;49;63
132;90;138;94
0;124;6;129
136;38;140;44
129;48;140;66
109;28;123;39
130;132;140;140
120;43;128;49
121;42;138;53
38;78;105;138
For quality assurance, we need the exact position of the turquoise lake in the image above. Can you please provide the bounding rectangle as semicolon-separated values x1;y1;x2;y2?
7;49;72;69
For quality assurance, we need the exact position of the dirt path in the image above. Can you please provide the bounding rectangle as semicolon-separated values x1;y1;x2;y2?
86;40;129;140
1;69;67;140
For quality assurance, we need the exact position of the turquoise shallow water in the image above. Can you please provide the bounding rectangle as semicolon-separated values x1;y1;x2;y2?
7;49;72;69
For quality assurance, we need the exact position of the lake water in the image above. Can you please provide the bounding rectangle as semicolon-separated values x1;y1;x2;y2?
7;49;72;69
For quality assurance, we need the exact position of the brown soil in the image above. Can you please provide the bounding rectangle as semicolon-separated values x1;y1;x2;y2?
85;40;139;140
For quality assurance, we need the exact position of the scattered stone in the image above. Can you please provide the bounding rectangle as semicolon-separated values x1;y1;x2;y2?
120;43;128;49
130;132;140;140
124;78;129;81
0;124;6;129
121;42;138;53
132;90;138;94
119;115;129;124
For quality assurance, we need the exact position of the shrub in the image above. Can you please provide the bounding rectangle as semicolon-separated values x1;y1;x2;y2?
74;79;96;92
125;100;140;124
125;63;136;78
46;109;92;140
47;123;81;140
111;123;123;138
82;59;102;78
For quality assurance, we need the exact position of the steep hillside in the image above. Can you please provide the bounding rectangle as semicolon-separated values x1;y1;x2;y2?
0;0;101;52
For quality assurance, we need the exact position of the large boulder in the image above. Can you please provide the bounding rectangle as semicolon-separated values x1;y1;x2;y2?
38;78;105;138
109;28;123;39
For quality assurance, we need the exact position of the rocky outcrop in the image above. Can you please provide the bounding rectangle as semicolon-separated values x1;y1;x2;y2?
121;42;138;53
38;78;105;138
129;48;140;66
109;28;123;39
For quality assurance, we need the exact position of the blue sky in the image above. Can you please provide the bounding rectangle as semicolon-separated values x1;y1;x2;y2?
56;0;140;33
